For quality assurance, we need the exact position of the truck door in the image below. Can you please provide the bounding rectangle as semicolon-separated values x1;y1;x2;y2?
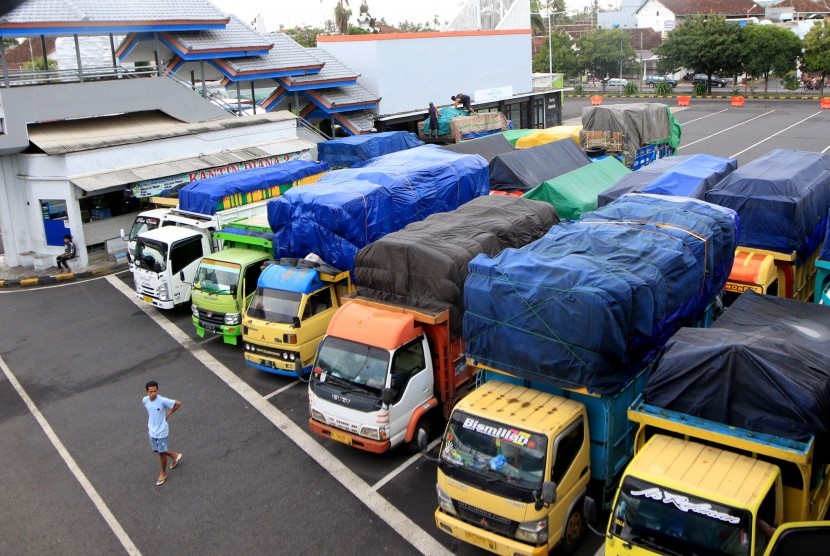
548;417;589;548
170;236;205;305
242;262;265;313
387;338;431;446
298;287;336;364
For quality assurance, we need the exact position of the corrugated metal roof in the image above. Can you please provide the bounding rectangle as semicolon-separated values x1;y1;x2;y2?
28;110;298;154
166;14;273;53
222;33;322;74
70;138;314;192
283;48;359;84
0;0;229;25
312;84;379;107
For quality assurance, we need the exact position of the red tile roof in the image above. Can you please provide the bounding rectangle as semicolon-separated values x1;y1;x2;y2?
627;27;662;50
769;0;830;11
658;0;765;16
4;37;56;70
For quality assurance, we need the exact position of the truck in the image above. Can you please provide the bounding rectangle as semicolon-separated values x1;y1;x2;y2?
308;196;558;454
242;258;353;375
705;149;830;304
433;194;738;555
600;291;830;556
190;215;274;344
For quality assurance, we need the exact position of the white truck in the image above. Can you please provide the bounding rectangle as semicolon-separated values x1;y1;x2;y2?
131;202;269;309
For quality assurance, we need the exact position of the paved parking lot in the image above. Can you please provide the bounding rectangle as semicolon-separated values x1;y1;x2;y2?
1;99;828;555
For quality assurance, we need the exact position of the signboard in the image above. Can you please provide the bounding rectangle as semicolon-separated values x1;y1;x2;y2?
664;20;676;31
132;150;311;198
544;92;560;128
474;86;514;103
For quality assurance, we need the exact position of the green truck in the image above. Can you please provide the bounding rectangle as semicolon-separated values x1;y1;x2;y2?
190;215;273;344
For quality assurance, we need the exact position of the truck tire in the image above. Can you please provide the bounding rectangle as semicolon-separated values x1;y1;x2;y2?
405;419;431;455
560;502;586;555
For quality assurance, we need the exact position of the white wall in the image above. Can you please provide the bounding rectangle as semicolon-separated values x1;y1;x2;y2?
636;0;676;34
320;31;532;116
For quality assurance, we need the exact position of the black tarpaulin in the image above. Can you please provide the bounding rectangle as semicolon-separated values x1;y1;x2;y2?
488;139;591;192
645;291;830;461
441;133;516;164
354;196;559;336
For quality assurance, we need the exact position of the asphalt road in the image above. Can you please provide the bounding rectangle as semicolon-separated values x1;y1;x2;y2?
2;99;829;555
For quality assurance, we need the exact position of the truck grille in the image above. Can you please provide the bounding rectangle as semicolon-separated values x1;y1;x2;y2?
197;308;225;325
330;417;360;434
455;501;517;537
138;285;157;297
246;343;284;358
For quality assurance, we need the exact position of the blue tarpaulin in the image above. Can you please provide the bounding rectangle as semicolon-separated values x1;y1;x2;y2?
269;146;490;272
705;149;830;260
822;209;830;261
598;154;737;207
178;160;330;215
318;131;424;168
464;194;738;394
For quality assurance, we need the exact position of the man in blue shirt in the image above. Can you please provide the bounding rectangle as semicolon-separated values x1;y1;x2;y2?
142;381;183;486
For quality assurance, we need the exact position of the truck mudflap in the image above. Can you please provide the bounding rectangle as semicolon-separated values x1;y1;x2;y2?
434;509;547;556
404;398;438;443
192;318;241;345
308;418;391;454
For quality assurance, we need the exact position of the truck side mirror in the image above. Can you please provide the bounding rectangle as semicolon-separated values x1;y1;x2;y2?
230;284;237;296
179;270;185;281
381;387;394;406
292;316;301;329
120;228;126;241
583;496;598;523
535;481;557;511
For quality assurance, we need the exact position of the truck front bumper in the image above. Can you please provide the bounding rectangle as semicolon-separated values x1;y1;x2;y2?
192;317;240;345
434;509;546;556
243;352;304;377
136;293;174;310
308;418;391;454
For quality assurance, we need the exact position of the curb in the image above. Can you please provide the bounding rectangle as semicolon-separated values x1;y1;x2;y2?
0;264;129;289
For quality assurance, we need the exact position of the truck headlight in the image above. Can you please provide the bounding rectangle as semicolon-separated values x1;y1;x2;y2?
224;313;240;325
516;518;547;544
436;484;456;516
158;283;169;301
359;425;380;440
191;305;199;317
310;409;326;423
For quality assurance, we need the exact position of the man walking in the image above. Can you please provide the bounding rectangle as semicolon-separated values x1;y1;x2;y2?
142;381;182;486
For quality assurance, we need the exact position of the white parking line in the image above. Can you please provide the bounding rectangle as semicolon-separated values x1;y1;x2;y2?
678;110;775;149
680;108;729;125
730;111;824;158
105;275;451;556
264;380;299;400
370;438;442;493
0;354;141;555
821;144;830;154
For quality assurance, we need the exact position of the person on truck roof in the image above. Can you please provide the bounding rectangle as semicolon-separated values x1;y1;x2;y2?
451;93;476;114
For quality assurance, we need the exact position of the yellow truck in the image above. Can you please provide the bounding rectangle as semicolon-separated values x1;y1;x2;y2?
723;246;816;303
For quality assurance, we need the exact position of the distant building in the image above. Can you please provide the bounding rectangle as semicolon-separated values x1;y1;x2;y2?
636;0;765;34
598;0;645;29
766;0;830;21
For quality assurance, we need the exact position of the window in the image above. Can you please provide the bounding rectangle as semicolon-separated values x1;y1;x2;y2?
755;487;777;555
533;98;545;129
551;418;585;484
302;287;333;319
243;262;264;298
390;339;426;402
170;237;204;274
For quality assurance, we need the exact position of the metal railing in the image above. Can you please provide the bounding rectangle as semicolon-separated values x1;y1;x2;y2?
1;64;150;87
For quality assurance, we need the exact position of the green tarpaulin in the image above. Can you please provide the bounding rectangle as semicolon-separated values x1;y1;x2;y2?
501;129;536;146
523;157;630;220
421;107;471;136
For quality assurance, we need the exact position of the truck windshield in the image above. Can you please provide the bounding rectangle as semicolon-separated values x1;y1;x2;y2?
194;260;240;294
246;288;302;322
135;238;167;272
314;336;389;393
611;476;752;556
128;216;160;241
440;410;547;492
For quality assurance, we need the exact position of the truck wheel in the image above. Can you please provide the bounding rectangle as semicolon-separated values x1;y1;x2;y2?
560;503;586;555
405;419;431;455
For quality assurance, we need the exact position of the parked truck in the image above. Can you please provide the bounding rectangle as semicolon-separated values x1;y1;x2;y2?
705;149;830;304
601;291;830;556
433;194;738;555
308;196;558;453
190;215;274;344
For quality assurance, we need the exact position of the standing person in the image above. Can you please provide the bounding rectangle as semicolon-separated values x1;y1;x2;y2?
451;92;476;114
428;102;439;138
56;234;76;273
142;381;183;486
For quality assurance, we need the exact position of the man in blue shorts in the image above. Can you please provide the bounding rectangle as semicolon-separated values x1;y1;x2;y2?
142;381;182;486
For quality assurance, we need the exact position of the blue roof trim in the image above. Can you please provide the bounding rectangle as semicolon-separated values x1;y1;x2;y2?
278;78;358;92
211;61;320;82
159;36;269;61
258;264;323;294
261;90;288;111
305;95;378;114
116;38;140;62
0;23;226;37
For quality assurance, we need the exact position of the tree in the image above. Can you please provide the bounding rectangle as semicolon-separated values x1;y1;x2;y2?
533;29;579;78
576;28;637;84
284;26;326;47
655;16;745;93
803;19;830;96
744;24;801;93
397;20;437;33
322;0;351;35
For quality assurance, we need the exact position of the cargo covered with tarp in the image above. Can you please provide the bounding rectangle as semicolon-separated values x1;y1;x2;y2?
822;208;830;261
354;196;559;335
178;159;329;215
421;108;508;142
515;125;582;149
464;194;738;394
318;131;423;168
524;157;630;220
441;133;515;163
705;149;830;261
581;103;681;167
489;139;591;192
644;291;830;462
269;146;490;273
598;154;737;207
502;129;536;146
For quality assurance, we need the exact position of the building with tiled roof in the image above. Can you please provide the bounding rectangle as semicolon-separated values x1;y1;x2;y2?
636;0;765;34
3;37;56;71
766;0;830;20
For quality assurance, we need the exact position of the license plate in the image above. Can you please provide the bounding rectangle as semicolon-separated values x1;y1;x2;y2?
724;282;762;294
330;430;353;446
202;322;219;331
142;295;152;303
464;531;493;550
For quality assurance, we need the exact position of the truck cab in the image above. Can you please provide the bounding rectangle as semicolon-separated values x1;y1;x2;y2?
133;226;211;309
724;246;817;305
434;379;591;555
122;208;172;262
242;261;353;376
308;298;471;454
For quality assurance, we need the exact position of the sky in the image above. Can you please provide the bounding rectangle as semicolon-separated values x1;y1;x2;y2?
211;0;596;32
